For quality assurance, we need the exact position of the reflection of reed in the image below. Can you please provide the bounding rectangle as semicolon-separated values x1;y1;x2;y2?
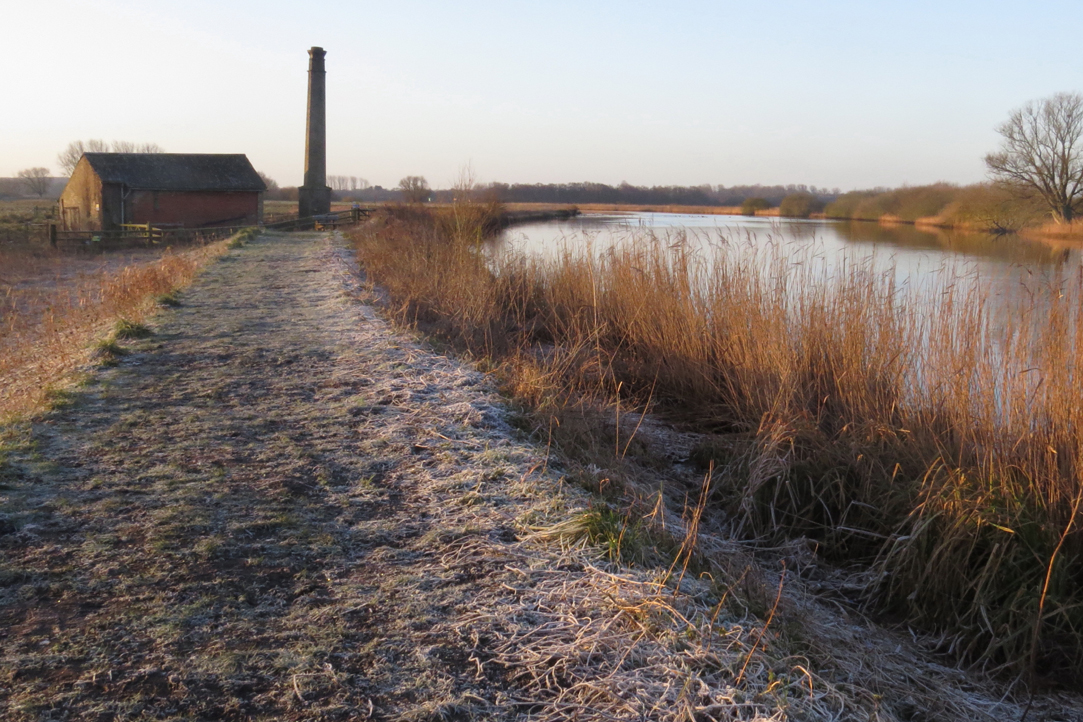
499;213;1072;270
832;219;1066;265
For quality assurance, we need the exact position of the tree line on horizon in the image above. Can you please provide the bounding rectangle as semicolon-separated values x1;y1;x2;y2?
474;181;839;207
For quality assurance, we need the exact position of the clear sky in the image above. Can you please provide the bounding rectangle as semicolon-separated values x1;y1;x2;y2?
2;0;1081;190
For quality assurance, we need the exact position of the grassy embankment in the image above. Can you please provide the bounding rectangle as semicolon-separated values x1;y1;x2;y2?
0;229;256;421
350;203;1083;685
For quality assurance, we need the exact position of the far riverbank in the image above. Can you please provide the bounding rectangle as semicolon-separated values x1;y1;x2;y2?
502;202;1083;243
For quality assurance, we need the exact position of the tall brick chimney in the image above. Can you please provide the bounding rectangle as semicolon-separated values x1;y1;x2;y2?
299;46;331;217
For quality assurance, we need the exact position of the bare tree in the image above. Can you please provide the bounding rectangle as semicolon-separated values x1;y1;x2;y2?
111;141;164;153
398;175;430;203
56;139;161;175
56;139;109;175
16;167;51;197
985;92;1083;223
328;175;367;192
257;171;279;192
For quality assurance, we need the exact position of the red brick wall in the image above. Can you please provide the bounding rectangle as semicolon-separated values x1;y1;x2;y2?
126;190;260;228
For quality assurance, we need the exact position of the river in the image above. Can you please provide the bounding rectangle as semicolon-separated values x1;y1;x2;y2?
495;212;1074;298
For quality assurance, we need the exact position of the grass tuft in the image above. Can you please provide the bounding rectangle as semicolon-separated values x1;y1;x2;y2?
227;227;261;249
113;318;153;339
156;290;182;307
93;338;128;366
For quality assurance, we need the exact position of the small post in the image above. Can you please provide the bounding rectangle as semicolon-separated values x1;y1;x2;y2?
48;223;57;248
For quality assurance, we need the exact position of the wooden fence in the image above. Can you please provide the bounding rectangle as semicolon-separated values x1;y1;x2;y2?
263;208;369;231
50;223;250;251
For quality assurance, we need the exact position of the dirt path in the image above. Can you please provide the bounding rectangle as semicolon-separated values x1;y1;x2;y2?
1;231;596;720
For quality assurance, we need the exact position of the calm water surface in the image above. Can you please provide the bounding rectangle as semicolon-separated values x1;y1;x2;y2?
495;212;1077;298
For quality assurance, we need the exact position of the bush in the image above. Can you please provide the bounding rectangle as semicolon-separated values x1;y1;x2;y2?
740;197;771;216
940;183;1046;232
778;193;824;218
826;184;957;222
825;191;878;219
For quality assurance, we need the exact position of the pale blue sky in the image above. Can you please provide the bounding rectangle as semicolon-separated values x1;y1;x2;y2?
3;0;1081;190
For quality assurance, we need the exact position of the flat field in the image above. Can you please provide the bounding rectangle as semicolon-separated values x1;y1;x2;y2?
0;199;57;245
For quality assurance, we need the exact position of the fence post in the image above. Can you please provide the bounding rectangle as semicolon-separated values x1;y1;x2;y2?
48;223;57;248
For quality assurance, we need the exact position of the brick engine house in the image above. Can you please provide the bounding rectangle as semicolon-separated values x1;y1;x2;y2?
58;153;266;231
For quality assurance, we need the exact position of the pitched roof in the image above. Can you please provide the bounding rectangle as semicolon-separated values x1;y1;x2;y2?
82;153;267;192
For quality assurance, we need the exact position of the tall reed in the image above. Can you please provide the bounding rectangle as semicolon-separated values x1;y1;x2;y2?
350;207;1083;682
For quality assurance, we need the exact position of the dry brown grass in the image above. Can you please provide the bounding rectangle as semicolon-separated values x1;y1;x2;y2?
0;238;234;421
350;205;1083;685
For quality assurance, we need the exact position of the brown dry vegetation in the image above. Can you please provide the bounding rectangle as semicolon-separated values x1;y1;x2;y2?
0;234;242;421
349;204;1083;686
825;183;1083;239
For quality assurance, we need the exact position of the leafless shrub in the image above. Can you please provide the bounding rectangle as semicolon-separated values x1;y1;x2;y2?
16;167;50;198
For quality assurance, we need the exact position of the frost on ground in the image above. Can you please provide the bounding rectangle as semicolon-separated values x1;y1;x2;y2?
0;231;1078;721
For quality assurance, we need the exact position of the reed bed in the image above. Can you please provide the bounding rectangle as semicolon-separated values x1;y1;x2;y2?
350;206;1083;683
0;238;235;420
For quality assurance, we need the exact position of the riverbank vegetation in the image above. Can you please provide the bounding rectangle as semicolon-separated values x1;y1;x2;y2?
825;92;1083;236
823;182;1064;234
778;192;825;218
740;197;770;215
351;203;1083;686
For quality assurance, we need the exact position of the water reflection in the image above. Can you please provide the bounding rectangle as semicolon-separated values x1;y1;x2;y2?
493;211;1077;300
496;212;1068;267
